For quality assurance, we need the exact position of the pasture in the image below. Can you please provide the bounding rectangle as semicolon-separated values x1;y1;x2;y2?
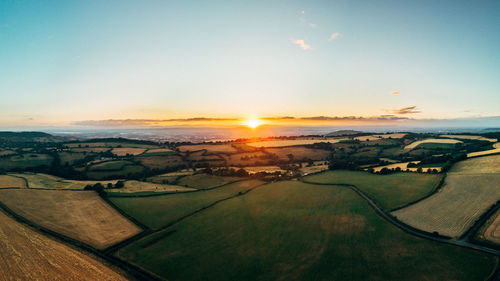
265;147;329;161
137;155;185;170
0;189;141;249
178;144;237;153
87;165;145;180
0;210;128;280
176;174;241;189
116;181;494;281
143;148;175;156
303;170;441;210
0;175;27;188
392;174;500;238
0;153;53;170
57;151;87;165
110;180;263;229
404;138;462;151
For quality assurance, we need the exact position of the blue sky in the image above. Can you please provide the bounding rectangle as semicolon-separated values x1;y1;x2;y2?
0;0;499;126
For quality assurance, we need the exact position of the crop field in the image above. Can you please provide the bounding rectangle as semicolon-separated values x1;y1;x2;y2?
110;180;264;229
0;175;27;188
178;144;237;153
450;154;500;174
220;151;270;166
246;138;345;148
304;170;442;210
137;155;185;169
86;165;145;180
0;189;141;249
439;134;497;142
404;138;462;151
265;147;329;161
107;180;195;194
176;174;241;189
187;150;224;161
0;149;15;156
89;160;132;171
143;148;175;156
0;153;53;170
299;163;329;175
0;210;128;280
111;147;147;156
116;181;494;281
12;173;118;189
467;143;500;158
392;173;500;237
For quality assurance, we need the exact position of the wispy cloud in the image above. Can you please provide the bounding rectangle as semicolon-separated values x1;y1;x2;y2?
328;32;342;41
291;39;312;50
391;91;401;95
299;16;317;28
386;106;421;115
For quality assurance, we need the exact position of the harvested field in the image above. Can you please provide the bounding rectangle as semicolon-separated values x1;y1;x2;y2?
0;175;27;188
372;162;419;172
265;147;329;161
0;210;128;280
117;181;494;281
12;173;117;189
178;144;237;153
0;189;141;249
65;142;158;148
0;149;15;156
108;180;195;194
304;170;441;210
450;154;500;174
440;134;497;142
177;174;241;189
404;138;462;151
299;164;329;175
111;147;146;156
392;173;500;238
110;180;263;229
247;139;345;148
467;143;500;158
234;166;286;174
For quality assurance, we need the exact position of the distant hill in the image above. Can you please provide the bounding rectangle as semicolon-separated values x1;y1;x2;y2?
325;130;366;137
0;132;67;143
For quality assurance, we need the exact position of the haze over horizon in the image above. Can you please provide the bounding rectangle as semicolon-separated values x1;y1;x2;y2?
1;0;499;128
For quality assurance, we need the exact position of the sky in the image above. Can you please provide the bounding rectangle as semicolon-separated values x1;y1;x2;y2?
0;0;499;128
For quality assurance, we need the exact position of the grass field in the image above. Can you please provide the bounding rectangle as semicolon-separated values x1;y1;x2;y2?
13;173;117;189
0;153;53;170
467;143;500;158
247;138;346;148
176;174;241;189
0;175;27;188
0;210;128;280
404;138;462;151
137;155;185;170
0;189;141;249
303;170;442;210
87;165;145;180
58;151;87;165
439;134;497;142
107;180;195;194
111;147;147;156
116;181;495;281
89;160;132;171
110;180;263;229
143;148;175;156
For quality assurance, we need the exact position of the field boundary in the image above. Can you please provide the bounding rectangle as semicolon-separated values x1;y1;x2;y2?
0;199;162;281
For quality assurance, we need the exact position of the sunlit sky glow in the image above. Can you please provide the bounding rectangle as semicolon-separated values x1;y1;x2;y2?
0;0;499;127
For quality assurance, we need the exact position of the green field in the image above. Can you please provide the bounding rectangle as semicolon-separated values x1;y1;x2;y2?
176;174;241;189
303;170;442;210
89;160;132;171
117;181;495;281
0;154;53;170
110;180;264;229
86;165;145;180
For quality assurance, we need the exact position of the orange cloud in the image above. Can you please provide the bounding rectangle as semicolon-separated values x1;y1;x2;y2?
292;39;312;50
328;32;342;41
391;91;401;95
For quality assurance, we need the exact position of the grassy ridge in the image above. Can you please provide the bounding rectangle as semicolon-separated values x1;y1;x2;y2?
110;180;263;229
117;181;495;281
303;170;442;210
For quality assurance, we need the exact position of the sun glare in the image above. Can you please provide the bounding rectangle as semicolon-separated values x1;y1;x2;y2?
245;119;262;129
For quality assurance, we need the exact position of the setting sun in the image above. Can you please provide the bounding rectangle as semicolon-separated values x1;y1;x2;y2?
244;119;263;129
